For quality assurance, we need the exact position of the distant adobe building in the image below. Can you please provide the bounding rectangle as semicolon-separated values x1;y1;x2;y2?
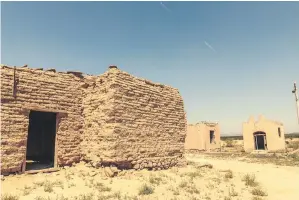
185;122;221;151
1;64;187;174
243;115;286;153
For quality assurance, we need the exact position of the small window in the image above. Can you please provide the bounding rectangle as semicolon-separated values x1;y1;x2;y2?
278;127;281;137
210;130;215;144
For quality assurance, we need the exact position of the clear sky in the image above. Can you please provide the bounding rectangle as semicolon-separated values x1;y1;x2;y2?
1;2;299;134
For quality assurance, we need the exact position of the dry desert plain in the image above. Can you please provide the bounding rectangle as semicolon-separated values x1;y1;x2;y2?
1;138;299;200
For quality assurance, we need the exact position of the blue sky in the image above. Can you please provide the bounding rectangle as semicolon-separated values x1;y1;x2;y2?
1;2;299;134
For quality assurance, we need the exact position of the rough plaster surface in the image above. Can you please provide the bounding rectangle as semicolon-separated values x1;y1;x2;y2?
243;115;286;153
1;65;187;173
185;122;221;151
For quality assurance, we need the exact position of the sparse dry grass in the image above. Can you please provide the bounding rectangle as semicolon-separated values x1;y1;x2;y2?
94;182;112;192
251;187;267;196
228;187;238;197
242;174;259;187
1;194;19;200
43;181;54;193
226;140;235;147
138;184;154;195
251;196;263;200
224;170;233;179
148;174;163;185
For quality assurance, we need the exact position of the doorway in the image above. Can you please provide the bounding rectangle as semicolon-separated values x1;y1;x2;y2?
253;132;267;150
25;111;57;171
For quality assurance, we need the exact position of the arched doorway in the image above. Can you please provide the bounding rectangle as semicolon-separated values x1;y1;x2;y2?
253;131;267;150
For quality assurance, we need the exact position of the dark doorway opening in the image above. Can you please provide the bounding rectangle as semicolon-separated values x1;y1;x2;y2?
26;111;57;171
210;130;215;144
253;132;267;150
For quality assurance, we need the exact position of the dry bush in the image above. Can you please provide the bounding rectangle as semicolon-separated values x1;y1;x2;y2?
1;194;19;200
33;180;45;187
242;174;259;187
138;184;154;195
225;170;233;179
94;182;112;192
287;141;299;149
73;193;94;200
149;174;163;185
179;180;188;188
23;185;34;195
43;181;54;193
185;183;200;194
251;188;267;196
226;140;235;147
252;196;263;200
35;197;51;200
228;187;238;197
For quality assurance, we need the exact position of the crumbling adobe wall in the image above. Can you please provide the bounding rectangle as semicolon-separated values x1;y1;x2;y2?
1;66;84;173
81;71;118;166
110;68;187;170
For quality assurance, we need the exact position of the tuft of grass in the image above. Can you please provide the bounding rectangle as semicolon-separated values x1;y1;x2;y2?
228;187;238;197
226;140;235;147
33;180;45;187
184;171;202;180
225;170;233;179
149;174;163;185
251;188;267;196
35;197;51;200
44;181;54;193
138;184;154;195
242;174;259;187
94;182;112;192
73;193;94;200
185;183;200;194
178;181;188;188
23;185;34;196
1;194;19;200
251;197;263;200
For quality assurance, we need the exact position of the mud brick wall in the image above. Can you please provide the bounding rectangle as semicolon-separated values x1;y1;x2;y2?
81;72;118;165
110;68;187;170
1;66;84;173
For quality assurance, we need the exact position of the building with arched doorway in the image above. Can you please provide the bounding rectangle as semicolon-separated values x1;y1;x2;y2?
243;115;286;153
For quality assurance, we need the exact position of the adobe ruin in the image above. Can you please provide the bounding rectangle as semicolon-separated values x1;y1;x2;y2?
243;115;286;153
1;64;187;174
185;122;221;152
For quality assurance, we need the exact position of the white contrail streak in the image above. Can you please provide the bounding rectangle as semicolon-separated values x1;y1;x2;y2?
204;41;217;53
160;2;171;12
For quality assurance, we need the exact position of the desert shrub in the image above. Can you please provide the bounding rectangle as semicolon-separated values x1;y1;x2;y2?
33;180;45;187
94;182;111;192
148;174;163;185
73;193;94;200
184;171;202;180
225;170;233;179
186;184;200;194
228;187;238;196
251;197;263;200
1;194;19;200
35;197;51;200
226;140;234;147
251;188;267;196
288;141;299;149
44;181;54;193
138;184;154;195
242;174;258;187
178;181;188;188
224;197;232;200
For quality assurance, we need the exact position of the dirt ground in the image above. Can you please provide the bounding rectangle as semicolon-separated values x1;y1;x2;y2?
2;154;299;200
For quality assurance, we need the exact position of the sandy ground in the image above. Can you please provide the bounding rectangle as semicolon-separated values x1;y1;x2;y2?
1;155;299;200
